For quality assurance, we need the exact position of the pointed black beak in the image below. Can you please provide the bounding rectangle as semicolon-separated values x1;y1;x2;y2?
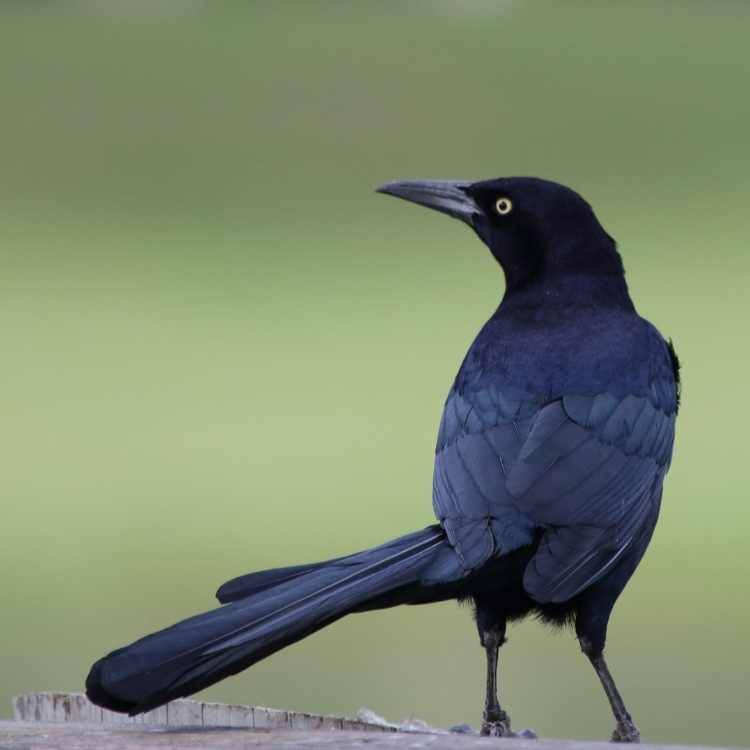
375;179;480;226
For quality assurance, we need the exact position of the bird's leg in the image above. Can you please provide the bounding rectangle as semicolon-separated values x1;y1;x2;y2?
479;623;513;737
580;637;640;743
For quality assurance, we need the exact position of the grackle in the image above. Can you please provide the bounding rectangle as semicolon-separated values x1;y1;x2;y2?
86;177;679;742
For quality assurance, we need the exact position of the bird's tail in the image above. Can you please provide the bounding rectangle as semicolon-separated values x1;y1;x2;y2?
86;525;465;715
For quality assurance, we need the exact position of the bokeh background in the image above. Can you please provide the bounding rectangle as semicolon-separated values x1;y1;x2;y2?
2;1;749;745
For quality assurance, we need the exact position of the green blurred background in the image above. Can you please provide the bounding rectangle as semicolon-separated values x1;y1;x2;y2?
1;1;748;745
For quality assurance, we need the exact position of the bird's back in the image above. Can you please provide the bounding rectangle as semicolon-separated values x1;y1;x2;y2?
433;304;678;600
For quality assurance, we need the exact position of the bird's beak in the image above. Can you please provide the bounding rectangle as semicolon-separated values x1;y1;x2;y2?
375;179;480;226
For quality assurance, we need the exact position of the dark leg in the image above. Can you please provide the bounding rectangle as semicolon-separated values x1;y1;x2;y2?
480;624;513;736
572;525;657;743
587;649;640;743
475;607;512;737
577;604;640;743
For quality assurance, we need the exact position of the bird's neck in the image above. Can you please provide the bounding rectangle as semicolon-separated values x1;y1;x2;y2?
498;270;635;315
495;227;635;313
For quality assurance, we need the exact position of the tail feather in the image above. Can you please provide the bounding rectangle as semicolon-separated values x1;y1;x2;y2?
216;555;355;604
86;525;465;715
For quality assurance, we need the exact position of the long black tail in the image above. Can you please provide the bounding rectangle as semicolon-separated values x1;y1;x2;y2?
86;525;465;715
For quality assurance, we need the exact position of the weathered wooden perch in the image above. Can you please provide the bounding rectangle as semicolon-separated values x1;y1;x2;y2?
3;692;738;750
11;691;400;732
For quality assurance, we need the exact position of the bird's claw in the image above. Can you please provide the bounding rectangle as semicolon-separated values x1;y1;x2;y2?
611;721;640;743
481;719;515;737
480;723;537;739
480;709;525;738
479;711;536;740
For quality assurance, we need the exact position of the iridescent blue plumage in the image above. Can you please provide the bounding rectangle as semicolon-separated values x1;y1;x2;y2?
86;177;678;742
434;309;678;602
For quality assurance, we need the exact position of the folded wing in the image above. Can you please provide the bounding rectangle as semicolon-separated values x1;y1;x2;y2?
507;391;676;602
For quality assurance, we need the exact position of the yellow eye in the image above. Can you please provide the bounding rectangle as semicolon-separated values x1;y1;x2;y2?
495;197;513;215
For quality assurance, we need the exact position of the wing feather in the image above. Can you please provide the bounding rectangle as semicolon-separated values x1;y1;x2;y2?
433;339;676;602
507;394;674;602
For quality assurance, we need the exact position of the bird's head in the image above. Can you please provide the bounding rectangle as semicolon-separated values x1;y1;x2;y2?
377;176;626;299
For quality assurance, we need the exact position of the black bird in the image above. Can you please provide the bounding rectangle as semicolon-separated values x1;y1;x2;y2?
86;177;679;742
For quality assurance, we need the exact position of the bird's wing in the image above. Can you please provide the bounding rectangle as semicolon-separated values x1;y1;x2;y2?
433;390;540;572
433;365;677;598
506;390;676;603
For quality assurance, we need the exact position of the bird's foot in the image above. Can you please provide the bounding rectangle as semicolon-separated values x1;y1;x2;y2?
481;719;514;737
480;709;518;738
479;703;513;737
611;719;640;743
479;723;537;739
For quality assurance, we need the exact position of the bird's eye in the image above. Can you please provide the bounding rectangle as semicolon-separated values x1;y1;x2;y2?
495;197;513;215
